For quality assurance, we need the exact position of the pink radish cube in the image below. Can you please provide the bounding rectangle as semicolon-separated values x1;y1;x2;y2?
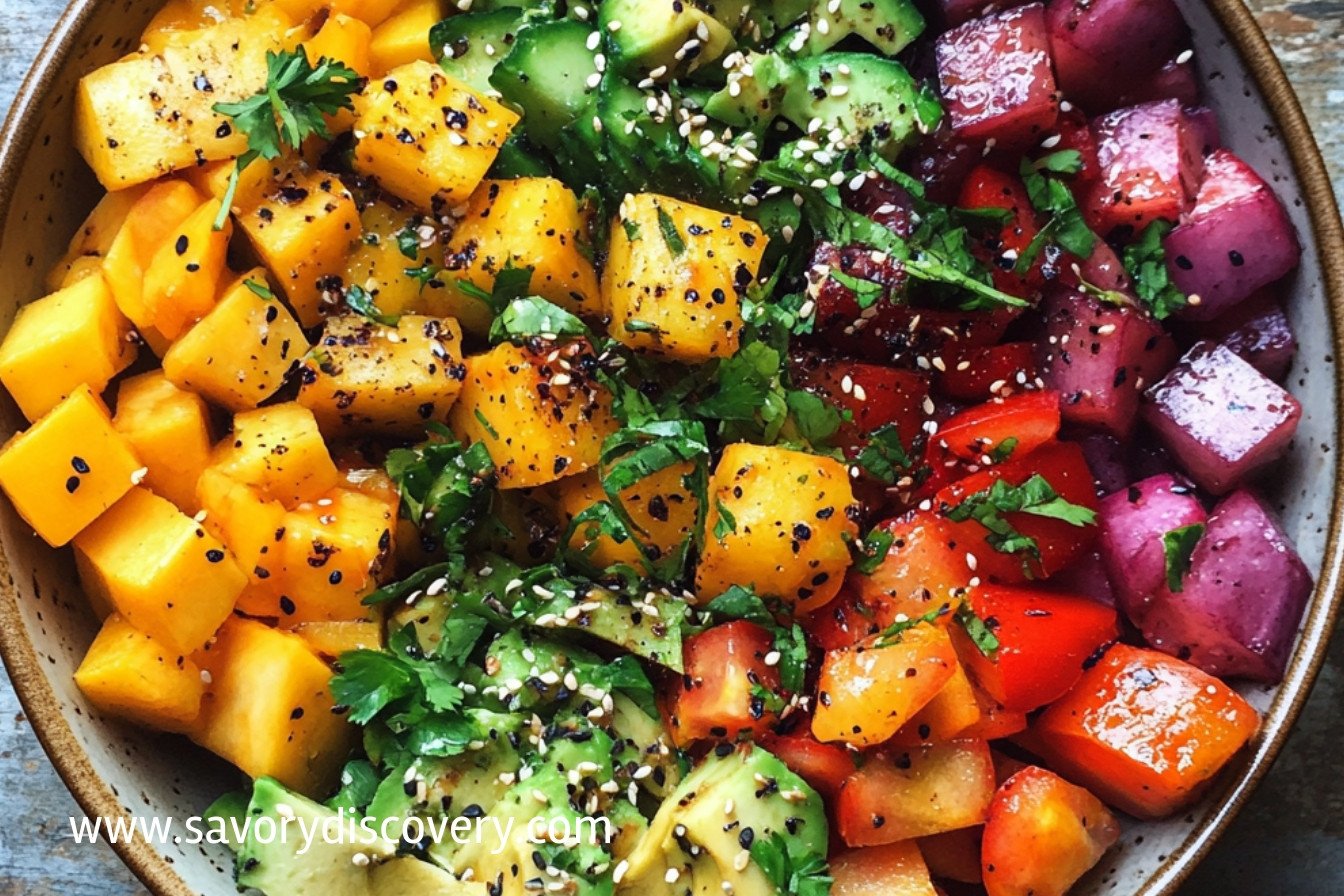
1036;286;1178;436
1084;100;1204;236
1164;149;1300;320
936;4;1060;147
1097;473;1206;625
1143;340;1302;493
1046;0;1188;110
1200;291;1297;381
1139;489;1312;682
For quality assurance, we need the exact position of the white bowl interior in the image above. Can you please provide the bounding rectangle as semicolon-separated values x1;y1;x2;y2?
0;1;1335;894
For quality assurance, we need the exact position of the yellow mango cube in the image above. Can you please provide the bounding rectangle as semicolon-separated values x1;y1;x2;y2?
342;199;486;330
297;11;373;74
554;463;699;573
74;9;290;189
605;193;767;362
352;61;519;211
233;161;362;326
139;0;256;51
162;271;309;411
370;0;444;74
102;179;203;352
0;274;136;421
46;185;149;291
74;487;244;653
696;443;858;614
142;198;232;339
112;372;213;513
443;178;601;328
0;386;141;546
196;468;288;586
209;403;340;507
191;616;356;796
261;487;397;624
297;313;466;435
293;620;384;658
275;0;404;27
74;613;206;732
447;340;618;489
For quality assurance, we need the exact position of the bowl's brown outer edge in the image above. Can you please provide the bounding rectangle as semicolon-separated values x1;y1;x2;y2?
1;2;1343;896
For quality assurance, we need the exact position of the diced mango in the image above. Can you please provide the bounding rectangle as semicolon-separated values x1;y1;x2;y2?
74;9;289;189
112;372;213;513
447;340;618;489
232;161;361;327
74;613;206;732
0;274;136;421
209;403;341;507
342;198;484;328
370;0;444;74
57;256;106;289
256;487;397;624
141;198;232;339
296;11;373;74
102;179;202;352
139;0;255;51
697;443;859;614
274;0;404;27
74;487;244;653
442;178;601;330
352;61;519;211
196;468;288;586
46;185;149;291
554;463;699;573
162;271;309;410
191;616;355;796
605;193;766;362
0;386;141;546
293;620;385;657
297;314;466;435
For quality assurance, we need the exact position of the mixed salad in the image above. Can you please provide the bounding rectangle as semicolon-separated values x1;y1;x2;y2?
0;0;1316;893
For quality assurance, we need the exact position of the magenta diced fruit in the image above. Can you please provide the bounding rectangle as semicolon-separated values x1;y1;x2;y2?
1045;546;1117;606
1116;57;1201;108
1084;100;1205;236
1036;287;1178;436
1142;340;1302;493
1045;0;1188;110
1200;290;1297;381
936;4;1060;147
1164;149;1300;321
1139;489;1312;682
1097;473;1206;624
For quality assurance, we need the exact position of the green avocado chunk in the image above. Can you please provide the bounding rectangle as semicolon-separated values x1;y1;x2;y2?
617;744;829;896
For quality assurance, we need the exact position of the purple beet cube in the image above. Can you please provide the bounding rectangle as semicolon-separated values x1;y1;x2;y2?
1143;340;1302;493
936;3;1059;147
1097;473;1205;625
1200;292;1297;381
1045;0;1188;111
1140;488;1312;682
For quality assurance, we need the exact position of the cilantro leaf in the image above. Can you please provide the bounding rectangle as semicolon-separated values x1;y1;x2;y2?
345;283;401;326
955;603;1000;656
385;433;495;555
713;499;738;540
827;270;885;309
211;49;363;229
489;295;590;343
1122;220;1192;319
705;585;777;627
396;226;422;260
330;650;418;725
945;474;1096;559
1162;522;1206;592
854;424;911;485
655;204;686;256
876;604;952;646
853;527;894;575
1017;155;1098;272
750;832;832;896
243;278;274;300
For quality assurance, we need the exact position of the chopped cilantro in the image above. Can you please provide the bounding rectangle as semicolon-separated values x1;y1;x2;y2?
945;474;1096;558
655;204;686;256
1123;220;1192;319
1162;522;1206;592
855;424;911;485
344;284;400;326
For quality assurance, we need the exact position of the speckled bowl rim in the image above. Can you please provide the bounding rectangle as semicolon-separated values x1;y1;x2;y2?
1;1;1343;894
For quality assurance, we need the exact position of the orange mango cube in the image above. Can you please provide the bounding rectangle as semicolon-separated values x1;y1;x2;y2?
74;613;206;732
113;372;213;513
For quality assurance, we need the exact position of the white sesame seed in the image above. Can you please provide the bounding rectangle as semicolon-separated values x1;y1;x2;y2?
1177;48;1194;64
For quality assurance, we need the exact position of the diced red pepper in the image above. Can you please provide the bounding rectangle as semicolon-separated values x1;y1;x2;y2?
937;342;1038;401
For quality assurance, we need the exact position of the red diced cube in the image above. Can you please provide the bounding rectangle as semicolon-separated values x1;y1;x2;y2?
1085;99;1204;236
937;4;1060;148
1046;0;1188;111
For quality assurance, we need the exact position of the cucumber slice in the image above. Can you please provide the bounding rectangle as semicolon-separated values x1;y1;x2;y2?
490;19;599;148
431;8;531;93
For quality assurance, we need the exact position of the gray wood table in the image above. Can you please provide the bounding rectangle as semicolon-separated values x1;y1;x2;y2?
1;1;1342;892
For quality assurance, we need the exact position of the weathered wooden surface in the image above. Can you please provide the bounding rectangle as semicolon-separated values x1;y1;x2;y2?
0;0;1342;893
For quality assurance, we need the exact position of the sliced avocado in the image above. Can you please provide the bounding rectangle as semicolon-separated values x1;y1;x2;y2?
779;0;925;55
703;51;793;129
480;628;588;711
778;52;942;155
488;132;556;178
610;692;682;800
524;577;690;671
433;9;533;93
600;0;735;79
618;745;829;896
709;0;811;44
236;777;397;896
490;19;600;148
368;856;488;894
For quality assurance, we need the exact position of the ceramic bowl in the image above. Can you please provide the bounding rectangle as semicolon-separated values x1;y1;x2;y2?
1;1;1342;893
